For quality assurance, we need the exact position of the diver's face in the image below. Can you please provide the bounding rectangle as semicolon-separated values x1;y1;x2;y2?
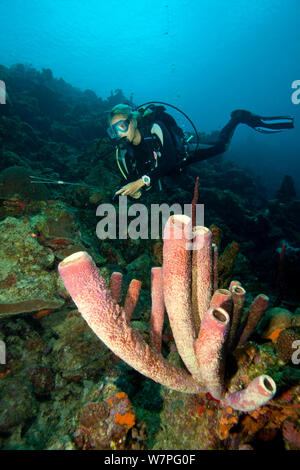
110;113;136;144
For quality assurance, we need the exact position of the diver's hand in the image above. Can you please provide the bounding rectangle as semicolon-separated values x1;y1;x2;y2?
130;190;142;199
115;178;145;198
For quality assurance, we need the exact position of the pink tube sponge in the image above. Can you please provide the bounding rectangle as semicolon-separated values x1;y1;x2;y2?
221;375;276;411
57;211;277;412
192;226;213;322
194;307;230;399
238;294;269;345
124;279;142;321
150;267;165;353
58;251;204;394
163;215;202;380
109;272;123;303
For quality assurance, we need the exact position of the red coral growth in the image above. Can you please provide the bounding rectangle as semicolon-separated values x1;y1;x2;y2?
0;199;27;219
115;412;135;430
216;409;239;440
3;200;26;210
267;328;285;342
33;308;55;319
196;405;206;417
206;392;221;403
0;367;11;379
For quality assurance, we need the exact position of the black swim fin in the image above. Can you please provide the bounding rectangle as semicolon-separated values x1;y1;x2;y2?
231;110;294;133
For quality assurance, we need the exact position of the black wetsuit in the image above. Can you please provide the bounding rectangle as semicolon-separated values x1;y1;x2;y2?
121;119;179;186
119;110;294;189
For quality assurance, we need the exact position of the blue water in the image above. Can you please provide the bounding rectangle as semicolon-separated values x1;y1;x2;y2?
1;0;300;193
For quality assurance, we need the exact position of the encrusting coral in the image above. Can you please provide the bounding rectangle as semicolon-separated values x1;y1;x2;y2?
58;214;276;412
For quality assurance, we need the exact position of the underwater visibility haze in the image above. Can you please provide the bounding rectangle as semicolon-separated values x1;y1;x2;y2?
1;0;300;193
0;0;300;452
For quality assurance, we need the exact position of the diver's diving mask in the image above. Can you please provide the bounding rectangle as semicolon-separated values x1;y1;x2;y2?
107;119;130;141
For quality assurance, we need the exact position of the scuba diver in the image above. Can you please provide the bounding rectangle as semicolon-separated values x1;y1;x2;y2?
107;103;294;199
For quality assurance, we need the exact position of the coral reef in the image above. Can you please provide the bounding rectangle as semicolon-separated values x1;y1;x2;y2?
74;391;136;450
0;216;63;318
0;63;300;450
